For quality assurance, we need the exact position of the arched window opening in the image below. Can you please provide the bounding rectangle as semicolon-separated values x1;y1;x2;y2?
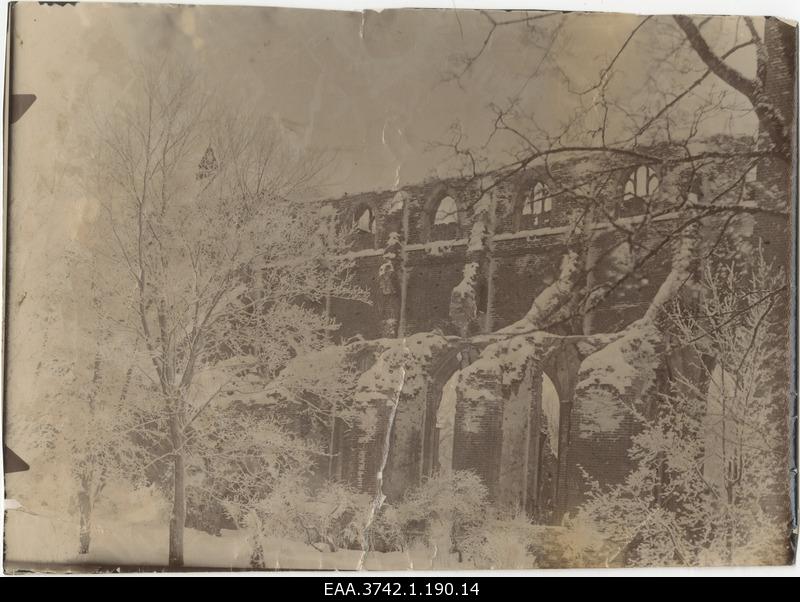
435;373;458;475
354;207;375;234
530;371;561;522
428;195;461;242
522;182;552;227
624;165;660;201
434;196;459;226
541;373;560;457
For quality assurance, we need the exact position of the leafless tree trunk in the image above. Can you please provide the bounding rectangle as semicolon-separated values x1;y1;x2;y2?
168;404;186;567
77;476;93;555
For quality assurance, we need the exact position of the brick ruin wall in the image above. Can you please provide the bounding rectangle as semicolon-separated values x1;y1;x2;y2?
299;22;795;523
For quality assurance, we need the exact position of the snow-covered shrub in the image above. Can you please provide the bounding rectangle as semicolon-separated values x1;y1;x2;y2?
556;514;617;567
372;471;489;555
368;504;408;552
224;475;372;565
186;484;234;536
292;481;372;552
460;512;539;569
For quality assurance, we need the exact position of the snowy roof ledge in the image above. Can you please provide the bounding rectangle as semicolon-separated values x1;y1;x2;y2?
493;225;572;242
404;238;469;253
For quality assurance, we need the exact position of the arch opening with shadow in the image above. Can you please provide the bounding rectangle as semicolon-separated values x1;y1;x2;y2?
494;366;563;520
425;192;463;242
527;371;561;523
351;205;377;250
380;347;462;501
421;349;462;479
433;371;459;475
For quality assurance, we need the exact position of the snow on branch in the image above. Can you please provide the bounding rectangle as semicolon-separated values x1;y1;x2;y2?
501;249;582;334
352;333;457;440
450;262;481;336
574;226;700;437
573;318;662;437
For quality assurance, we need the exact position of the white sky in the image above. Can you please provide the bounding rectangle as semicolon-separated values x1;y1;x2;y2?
8;4;762;198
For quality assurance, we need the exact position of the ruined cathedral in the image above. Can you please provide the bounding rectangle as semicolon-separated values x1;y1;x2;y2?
257;18;794;530
293;148;785;525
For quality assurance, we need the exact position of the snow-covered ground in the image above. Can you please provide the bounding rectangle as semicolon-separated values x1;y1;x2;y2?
4;509;463;571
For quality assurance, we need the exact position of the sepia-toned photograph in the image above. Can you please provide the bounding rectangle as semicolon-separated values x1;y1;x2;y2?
2;2;797;573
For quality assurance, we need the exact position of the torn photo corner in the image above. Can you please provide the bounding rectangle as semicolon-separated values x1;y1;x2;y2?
2;2;797;572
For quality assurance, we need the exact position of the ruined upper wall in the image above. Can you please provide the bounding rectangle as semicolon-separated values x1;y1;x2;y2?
319;138;762;343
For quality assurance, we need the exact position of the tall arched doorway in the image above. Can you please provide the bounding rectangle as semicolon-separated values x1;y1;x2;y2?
528;372;561;523
434;372;458;475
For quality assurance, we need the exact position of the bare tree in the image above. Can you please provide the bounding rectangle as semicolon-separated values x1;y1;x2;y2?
84;63;367;566
438;15;791;330
430;13;793;563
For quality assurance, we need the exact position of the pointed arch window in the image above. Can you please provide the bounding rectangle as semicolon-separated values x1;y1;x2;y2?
355;207;375;234
624;165;660;201
530;371;561;521
522;182;552;227
541;373;561;457
434;196;459;226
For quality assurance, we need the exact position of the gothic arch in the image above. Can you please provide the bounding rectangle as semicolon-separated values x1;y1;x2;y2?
379;344;463;502
425;348;463;477
422;187;465;242
351;203;377;250
511;173;557;231
447;339;585;520
525;368;562;523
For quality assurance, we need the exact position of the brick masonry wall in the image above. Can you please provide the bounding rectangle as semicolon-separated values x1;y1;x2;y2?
451;359;504;500
404;247;467;335
327;188;785;517
316;30;797;514
497;373;534;510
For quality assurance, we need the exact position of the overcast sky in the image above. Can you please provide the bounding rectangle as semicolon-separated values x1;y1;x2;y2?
3;2;762;458
10;4;759;197
6;4;759;286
